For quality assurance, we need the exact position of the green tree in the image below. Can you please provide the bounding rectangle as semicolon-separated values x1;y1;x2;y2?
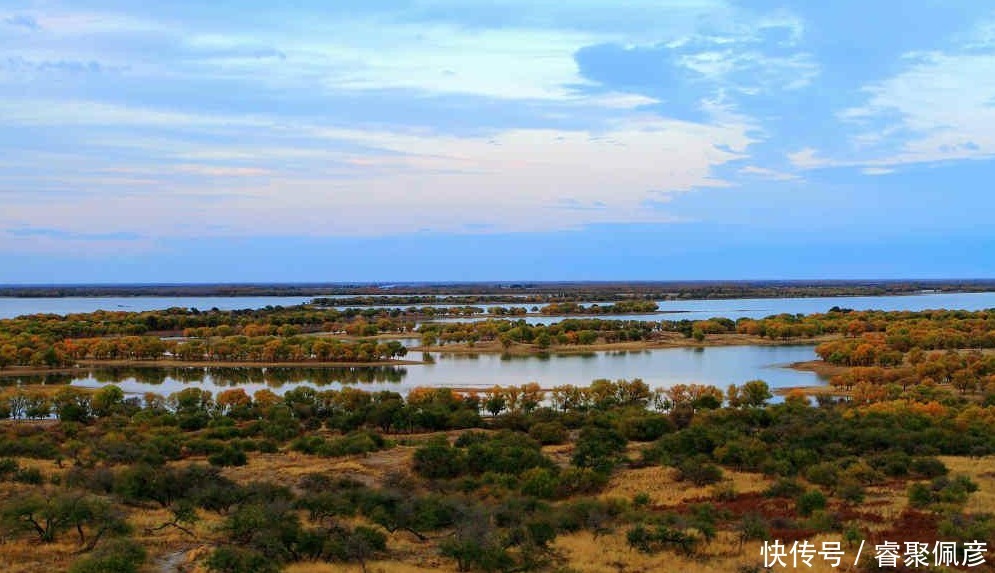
413;437;465;479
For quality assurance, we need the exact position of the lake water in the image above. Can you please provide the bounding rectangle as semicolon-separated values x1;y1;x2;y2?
25;344;830;397
3;291;990;400
429;292;995;324
2;291;993;321
0;296;313;319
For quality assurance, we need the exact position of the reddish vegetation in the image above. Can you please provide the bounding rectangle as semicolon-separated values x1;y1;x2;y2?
875;508;940;545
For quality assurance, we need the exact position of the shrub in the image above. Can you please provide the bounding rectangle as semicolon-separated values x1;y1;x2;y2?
807;510;843;533
69;539;146;573
528;422;567;445
764;478;805;499
571;426;627;472
738;513;770;543
209;446;248;467
796;490;827;517
908;475;979;509
619;413;674;442
869;451;910;477
626;523;699;556
413;437;465;479
464;431;550;476
910;457;948;479
520;468;559;499
804;462;840;488
206;547;278;573
675;457;723;486
555;467;609;497
837;480;866;505
13;466;44;485
0;458;19;480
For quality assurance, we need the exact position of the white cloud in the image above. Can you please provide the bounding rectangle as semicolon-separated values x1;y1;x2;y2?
738;165;800;181
2;0;814;245
173;165;273;177
306;25;600;101
680;50;818;92
2;110;754;237
29;10;164;36
830;18;995;169
861;167;894;176
787;147;828;169
584;92;660;109
0;99;271;129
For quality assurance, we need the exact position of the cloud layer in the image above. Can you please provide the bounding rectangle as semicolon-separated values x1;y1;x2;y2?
1;0;994;278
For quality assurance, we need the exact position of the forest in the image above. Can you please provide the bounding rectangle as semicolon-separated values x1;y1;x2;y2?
2;375;995;572
3;306;995;375
3;303;995;571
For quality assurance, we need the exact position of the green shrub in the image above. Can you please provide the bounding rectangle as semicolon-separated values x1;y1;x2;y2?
529;422;568;445
0;458;19;480
13;466;43;485
619;413;674;442
675;457;723;486
910;457;948;479
206;546;278;573
626;523;699;556
836;480;866;505
571;426;627;472
413;437;465;479
69;539;146;573
796;490;827;517
764;477;805;499
804;462;840;488
738;513;770;543
208;446;248;467
520;468;560;499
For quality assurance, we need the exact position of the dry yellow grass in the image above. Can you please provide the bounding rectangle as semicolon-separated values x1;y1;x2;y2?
937;455;995;515
285;561;451;573
3;440;988;573
855;483;910;533
0;538;81;573
217;447;415;489
601;464;771;507
554;530;862;573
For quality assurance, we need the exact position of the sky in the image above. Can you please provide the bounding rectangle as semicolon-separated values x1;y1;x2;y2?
2;0;994;283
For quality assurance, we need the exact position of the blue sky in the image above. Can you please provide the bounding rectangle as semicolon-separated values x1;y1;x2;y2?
2;0;994;282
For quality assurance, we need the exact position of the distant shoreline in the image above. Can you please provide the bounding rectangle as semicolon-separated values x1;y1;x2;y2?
0;334;838;378
788;359;849;377
0;358;424;378
1;280;992;299
411;333;838;354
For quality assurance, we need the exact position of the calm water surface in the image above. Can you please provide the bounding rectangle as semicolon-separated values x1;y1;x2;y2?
5;292;990;398
0;296;312;319
3;292;993;321
34;345;830;397
430;292;995;324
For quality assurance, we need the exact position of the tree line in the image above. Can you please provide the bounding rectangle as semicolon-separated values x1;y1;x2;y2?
0;335;408;368
2;373;993;572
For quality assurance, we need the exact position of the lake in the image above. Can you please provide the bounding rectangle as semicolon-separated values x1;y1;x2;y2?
0;296;313;319
27;344;830;397
3;291;989;399
429;292;995;324
2;291;993;321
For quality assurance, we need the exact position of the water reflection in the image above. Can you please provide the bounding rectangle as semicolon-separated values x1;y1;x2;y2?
428;292;995;325
0;372;75;387
71;365;407;390
5;291;995;321
62;345;828;397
